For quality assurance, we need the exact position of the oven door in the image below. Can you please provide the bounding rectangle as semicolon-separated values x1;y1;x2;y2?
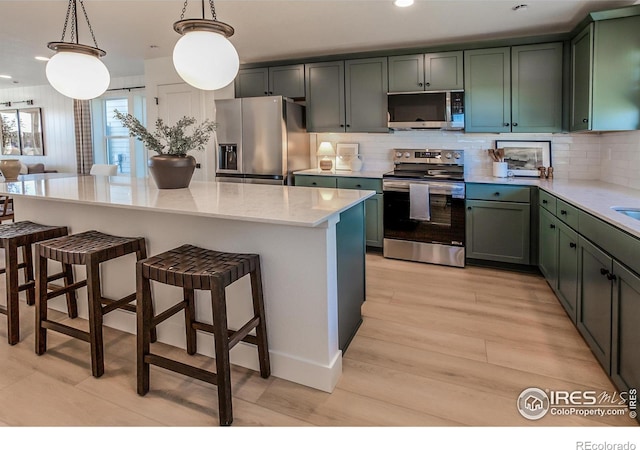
383;179;465;246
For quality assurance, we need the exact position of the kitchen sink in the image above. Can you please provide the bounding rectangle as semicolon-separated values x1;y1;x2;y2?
611;207;640;220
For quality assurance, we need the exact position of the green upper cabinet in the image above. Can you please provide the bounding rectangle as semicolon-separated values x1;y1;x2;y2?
306;58;388;133
465;44;563;133
511;42;563;133
464;47;511;133
235;67;269;98
570;24;593;131
388;51;463;92
571;15;640;131
305;61;346;132
345;57;388;133
235;64;305;99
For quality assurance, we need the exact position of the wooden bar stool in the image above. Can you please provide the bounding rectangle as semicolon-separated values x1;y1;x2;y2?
136;244;270;426
35;230;149;377
0;221;74;345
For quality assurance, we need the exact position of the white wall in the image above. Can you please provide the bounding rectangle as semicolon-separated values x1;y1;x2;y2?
600;131;640;189
313;130;603;180
0;84;75;172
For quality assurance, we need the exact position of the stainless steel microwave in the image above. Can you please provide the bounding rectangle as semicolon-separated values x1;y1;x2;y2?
387;91;465;130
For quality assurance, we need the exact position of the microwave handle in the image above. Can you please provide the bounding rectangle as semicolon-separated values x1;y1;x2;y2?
445;91;452;123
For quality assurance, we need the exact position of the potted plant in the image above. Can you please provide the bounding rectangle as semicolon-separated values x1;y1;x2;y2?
114;110;215;189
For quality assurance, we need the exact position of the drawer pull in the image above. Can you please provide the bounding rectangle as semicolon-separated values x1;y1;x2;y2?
606;273;617;281
600;268;609;276
467;207;472;211
542;199;548;204
550;224;556;229
312;182;317;186
494;192;500;196
356;184;362;188
569;242;577;248
560;210;567;215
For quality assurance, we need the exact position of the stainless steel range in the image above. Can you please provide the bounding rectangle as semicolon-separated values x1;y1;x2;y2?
383;149;466;267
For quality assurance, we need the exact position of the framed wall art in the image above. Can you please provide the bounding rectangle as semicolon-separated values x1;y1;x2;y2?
495;140;551;177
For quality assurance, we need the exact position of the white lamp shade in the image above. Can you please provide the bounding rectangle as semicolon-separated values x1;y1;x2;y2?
317;142;335;156
173;30;239;91
45;51;110;100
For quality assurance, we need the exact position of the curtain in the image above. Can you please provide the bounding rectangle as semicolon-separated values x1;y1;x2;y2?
73;99;93;174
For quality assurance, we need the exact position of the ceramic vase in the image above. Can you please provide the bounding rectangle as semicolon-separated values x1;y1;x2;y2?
148;154;196;189
0;159;22;181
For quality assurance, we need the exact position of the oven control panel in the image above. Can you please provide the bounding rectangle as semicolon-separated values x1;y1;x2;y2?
393;149;464;165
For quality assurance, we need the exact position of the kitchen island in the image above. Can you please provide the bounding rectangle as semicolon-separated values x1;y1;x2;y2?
0;174;374;392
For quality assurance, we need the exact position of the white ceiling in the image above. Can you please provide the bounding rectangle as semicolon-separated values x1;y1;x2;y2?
0;0;637;88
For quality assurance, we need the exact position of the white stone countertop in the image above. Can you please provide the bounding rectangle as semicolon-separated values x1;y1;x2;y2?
294;168;387;179
0;174;375;228
466;175;640;238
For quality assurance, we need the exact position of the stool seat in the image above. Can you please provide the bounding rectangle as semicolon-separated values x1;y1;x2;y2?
139;244;259;289
35;230;148;377
137;244;270;426
0;221;71;345
38;230;146;265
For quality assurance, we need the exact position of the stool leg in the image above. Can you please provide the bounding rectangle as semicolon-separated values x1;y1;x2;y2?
35;252;49;354
63;263;78;318
136;261;152;395
136;241;156;343
250;261;270;378
86;256;105;377
184;288;197;355
211;279;233;426
5;241;20;345
22;244;35;306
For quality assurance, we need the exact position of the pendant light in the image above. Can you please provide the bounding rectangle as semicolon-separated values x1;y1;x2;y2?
172;0;239;91
45;0;109;100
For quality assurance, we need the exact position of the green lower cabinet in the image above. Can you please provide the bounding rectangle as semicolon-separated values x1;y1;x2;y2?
539;207;558;285
295;175;383;248
365;194;383;248
611;261;640;393
556;221;579;322
577;236;612;373
466;200;530;264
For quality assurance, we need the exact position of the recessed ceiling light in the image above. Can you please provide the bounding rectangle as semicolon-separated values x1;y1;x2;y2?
0;75;12;79
394;0;414;7
512;4;529;11
35;56;50;61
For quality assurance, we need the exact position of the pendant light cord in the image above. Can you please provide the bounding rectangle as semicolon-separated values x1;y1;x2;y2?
179;0;218;21
58;0;99;48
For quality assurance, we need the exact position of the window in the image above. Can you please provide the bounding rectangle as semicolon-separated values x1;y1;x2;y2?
92;91;146;177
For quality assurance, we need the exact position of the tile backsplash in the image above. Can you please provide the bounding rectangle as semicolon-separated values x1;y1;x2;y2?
312;130;603;180
600;131;640;190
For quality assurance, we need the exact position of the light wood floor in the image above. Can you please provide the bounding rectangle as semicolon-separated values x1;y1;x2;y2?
0;253;636;427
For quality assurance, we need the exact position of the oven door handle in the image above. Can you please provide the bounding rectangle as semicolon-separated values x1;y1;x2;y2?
383;181;465;198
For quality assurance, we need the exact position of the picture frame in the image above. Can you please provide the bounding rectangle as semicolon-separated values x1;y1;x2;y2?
495;140;551;177
336;143;359;171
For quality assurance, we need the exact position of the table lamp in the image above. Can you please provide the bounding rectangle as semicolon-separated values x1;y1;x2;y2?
317;142;335;172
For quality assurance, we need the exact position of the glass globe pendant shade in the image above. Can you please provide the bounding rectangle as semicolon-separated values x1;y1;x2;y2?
173;29;239;91
45;46;110;100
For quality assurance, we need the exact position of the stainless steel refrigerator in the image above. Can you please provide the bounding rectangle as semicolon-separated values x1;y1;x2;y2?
215;96;309;185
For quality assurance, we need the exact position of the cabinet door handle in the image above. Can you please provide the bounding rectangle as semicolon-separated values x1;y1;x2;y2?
340;124;345;128
582;118;589;123
494;192;500;196
264;91;268;95
503;123;510;127
569;242;577;248
606;273;617;281
550;224;556;229
542;199;548;204
418;82;423;87
425;82;431;87
269;91;273;95
512;123;518;127
467;207;472;210
560;210;567;215
600;268;609;276
346;124;351;128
